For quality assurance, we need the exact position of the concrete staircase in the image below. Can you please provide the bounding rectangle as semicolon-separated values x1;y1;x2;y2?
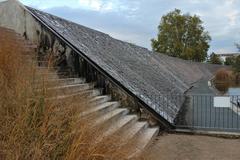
33;64;159;158
1;27;159;159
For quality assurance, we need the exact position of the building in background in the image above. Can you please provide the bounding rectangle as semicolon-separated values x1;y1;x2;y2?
217;53;240;62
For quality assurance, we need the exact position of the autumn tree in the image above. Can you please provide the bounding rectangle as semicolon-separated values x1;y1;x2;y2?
151;9;211;62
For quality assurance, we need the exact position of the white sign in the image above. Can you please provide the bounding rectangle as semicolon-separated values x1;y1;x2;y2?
214;96;230;108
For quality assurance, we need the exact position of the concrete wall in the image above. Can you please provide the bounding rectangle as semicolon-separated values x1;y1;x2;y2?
0;0;40;42
0;0;80;75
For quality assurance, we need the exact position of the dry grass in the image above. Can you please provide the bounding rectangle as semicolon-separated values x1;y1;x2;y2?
0;29;75;159
0;28;146;160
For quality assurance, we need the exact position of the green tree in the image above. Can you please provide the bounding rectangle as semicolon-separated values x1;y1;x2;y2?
224;56;236;65
233;55;240;78
209;52;222;65
235;43;240;51
151;9;211;62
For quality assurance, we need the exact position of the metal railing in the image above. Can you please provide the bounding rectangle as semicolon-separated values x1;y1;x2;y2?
176;94;240;132
26;6;174;128
25;6;240;132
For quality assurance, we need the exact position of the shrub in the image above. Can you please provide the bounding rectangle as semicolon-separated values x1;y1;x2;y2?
214;68;233;82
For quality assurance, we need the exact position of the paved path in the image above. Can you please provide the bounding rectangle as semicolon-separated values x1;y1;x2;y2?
187;78;215;95
144;134;240;160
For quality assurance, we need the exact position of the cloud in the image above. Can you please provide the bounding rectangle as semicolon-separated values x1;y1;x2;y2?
19;0;240;53
227;10;239;26
78;0;102;11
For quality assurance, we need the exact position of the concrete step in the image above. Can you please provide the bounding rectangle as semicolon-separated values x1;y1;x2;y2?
117;121;149;146
93;108;129;127
35;66;60;72
34;78;86;88
80;101;120;117
97;115;138;143
127;127;159;158
35;72;59;79
46;89;101;103
35;69;70;76
43;83;94;96
35;72;72;79
89;95;111;106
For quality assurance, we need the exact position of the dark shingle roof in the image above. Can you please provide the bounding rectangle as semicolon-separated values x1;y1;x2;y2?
26;7;219;124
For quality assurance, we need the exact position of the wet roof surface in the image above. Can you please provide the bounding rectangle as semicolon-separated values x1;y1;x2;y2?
27;7;221;124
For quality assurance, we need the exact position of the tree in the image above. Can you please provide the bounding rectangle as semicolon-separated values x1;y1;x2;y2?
235;43;240;51
209;52;222;65
233;55;240;80
151;9;211;62
224;56;236;65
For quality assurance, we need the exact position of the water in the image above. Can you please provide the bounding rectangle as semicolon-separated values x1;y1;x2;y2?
228;88;240;95
214;82;240;95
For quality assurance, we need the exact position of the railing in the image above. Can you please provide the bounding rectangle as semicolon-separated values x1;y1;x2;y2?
25;6;174;128
25;6;240;132
176;94;240;132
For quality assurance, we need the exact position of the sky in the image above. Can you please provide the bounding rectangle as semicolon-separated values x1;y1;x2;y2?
18;0;240;53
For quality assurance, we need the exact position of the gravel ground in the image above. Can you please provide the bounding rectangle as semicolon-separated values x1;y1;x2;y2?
144;134;240;160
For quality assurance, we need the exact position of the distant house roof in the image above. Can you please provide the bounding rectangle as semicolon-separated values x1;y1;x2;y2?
217;53;240;57
26;6;220;124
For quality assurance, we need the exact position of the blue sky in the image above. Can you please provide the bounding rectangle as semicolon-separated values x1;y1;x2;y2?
19;0;240;53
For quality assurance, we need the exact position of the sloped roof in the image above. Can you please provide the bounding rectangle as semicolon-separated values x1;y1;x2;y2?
26;7;219;124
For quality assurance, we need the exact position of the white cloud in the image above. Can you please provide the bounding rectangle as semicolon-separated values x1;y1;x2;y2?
77;0;140;14
227;10;239;26
102;1;113;11
226;0;236;5
19;0;240;53
78;0;102;11
189;0;208;4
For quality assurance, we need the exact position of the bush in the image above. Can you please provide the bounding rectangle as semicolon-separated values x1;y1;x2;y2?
214;68;233;82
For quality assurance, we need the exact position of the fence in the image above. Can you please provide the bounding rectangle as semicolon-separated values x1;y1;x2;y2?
176;94;240;132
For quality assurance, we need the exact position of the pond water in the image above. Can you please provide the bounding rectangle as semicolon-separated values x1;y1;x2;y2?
214;82;240;95
228;88;240;95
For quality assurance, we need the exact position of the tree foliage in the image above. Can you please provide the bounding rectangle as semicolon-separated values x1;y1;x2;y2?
235;43;240;51
209;52;222;65
151;9;211;62
224;56;236;65
233;55;240;73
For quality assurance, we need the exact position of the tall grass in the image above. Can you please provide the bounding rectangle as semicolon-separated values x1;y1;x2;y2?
0;29;145;160
0;30;75;159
